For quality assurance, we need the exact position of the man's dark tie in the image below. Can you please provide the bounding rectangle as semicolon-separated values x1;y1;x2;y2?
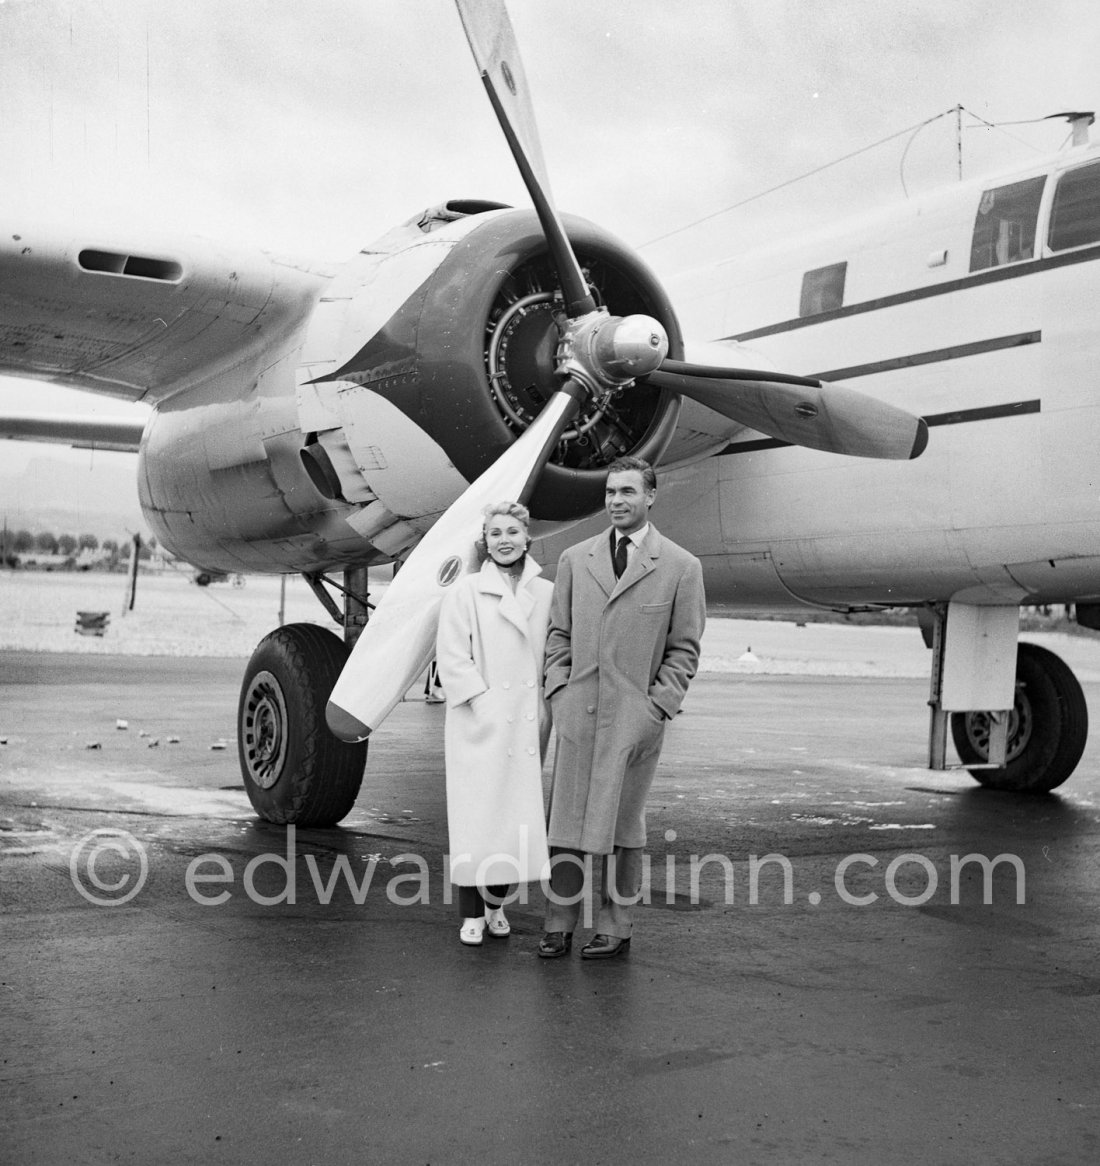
612;533;629;579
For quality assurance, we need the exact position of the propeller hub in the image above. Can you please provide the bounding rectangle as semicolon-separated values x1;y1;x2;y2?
559;310;669;393
595;313;670;380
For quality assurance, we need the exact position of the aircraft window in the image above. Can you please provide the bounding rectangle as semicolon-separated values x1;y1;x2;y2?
969;176;1045;272
1049;162;1100;251
799;261;847;316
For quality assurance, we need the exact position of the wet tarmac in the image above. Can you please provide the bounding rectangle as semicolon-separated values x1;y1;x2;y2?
2;649;1099;1164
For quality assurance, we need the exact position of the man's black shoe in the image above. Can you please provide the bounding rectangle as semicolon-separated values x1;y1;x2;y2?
580;934;631;960
538;931;573;958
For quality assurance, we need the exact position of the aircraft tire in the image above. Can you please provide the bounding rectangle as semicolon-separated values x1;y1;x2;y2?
950;642;1087;792
238;623;368;826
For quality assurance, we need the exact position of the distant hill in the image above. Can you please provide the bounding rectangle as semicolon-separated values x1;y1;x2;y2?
0;454;147;542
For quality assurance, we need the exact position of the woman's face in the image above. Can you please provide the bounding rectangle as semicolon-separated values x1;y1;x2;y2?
485;515;527;565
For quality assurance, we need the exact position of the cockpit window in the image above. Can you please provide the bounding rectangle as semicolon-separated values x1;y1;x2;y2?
969;176;1045;272
799;262;847;317
1049;161;1100;252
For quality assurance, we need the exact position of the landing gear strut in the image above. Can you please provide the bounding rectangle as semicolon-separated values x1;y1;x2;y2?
926;603;1088;793
951;642;1088;792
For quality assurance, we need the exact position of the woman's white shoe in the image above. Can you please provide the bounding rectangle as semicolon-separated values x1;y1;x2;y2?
484;908;511;937
459;917;486;946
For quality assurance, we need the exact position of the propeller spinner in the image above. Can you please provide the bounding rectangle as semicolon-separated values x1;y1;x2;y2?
325;0;926;741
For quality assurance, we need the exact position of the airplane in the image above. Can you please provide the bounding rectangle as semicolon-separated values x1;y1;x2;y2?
2;2;1098;826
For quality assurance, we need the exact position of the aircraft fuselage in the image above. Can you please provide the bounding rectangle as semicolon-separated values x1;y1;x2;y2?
655;139;1100;610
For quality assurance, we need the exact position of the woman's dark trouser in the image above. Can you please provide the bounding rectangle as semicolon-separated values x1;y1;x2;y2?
457;884;513;917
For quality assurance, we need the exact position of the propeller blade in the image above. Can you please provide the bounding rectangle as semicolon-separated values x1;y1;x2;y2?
326;384;584;742
455;0;595;316
646;363;928;460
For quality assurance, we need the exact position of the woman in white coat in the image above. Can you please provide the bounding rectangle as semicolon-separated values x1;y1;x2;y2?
435;501;553;946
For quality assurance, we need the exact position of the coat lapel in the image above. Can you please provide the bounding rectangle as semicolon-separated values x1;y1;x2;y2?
610;526;660;600
585;530;617;598
477;559;541;638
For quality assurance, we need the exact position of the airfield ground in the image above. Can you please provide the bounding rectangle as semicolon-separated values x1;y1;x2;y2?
3;570;1100;1164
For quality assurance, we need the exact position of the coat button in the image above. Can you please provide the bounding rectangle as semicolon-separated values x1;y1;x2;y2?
502;680;511;689
527;747;536;755
586;704;596;714
507;716;515;723
526;679;535;687
526;712;534;721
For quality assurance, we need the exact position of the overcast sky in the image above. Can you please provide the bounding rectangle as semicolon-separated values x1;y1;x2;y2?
4;0;1100;473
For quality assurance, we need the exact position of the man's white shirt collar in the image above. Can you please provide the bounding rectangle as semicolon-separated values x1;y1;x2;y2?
616;523;650;550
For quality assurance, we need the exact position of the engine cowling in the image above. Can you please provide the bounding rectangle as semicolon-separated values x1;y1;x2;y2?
141;204;685;575
305;205;683;522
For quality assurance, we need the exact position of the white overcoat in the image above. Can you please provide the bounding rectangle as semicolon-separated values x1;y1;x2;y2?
436;557;553;887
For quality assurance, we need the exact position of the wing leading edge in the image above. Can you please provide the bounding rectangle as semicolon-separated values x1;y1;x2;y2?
0;412;147;453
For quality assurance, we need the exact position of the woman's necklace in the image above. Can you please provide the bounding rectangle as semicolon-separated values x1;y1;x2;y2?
496;555;526;591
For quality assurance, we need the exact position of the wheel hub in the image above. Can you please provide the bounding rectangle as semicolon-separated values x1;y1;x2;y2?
241;669;289;789
963;682;1033;763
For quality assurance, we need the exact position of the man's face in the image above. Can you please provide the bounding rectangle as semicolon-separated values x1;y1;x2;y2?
605;470;654;535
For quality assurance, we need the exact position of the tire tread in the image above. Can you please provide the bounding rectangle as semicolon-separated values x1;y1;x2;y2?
238;623;367;826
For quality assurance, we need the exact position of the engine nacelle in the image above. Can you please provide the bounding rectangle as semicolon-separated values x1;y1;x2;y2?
140;203;683;574
300;205;683;523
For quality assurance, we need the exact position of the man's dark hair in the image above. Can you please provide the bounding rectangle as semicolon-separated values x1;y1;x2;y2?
606;455;656;492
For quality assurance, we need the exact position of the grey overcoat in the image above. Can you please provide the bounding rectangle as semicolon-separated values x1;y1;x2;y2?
543;525;705;854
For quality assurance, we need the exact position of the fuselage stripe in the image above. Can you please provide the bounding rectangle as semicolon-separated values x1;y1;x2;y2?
726;243;1100;342
812;331;1041;383
923;399;1041;428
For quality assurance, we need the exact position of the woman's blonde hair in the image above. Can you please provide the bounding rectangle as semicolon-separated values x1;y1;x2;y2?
476;500;531;561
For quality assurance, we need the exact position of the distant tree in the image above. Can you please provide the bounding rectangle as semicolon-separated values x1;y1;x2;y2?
34;531;58;554
78;533;99;552
13;529;34;553
57;533;77;556
97;538;123;570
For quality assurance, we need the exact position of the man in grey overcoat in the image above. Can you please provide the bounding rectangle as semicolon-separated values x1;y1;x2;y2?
539;456;706;959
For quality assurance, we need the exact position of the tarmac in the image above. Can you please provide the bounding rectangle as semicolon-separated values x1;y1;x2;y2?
2;645;1100;1165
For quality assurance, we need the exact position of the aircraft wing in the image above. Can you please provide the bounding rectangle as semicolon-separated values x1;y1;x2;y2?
0;412;147;453
0;222;332;404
